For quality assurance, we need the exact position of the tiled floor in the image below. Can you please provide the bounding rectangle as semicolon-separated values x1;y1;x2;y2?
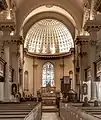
42;112;60;120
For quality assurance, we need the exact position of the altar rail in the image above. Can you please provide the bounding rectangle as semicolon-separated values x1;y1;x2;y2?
24;102;42;120
60;102;100;120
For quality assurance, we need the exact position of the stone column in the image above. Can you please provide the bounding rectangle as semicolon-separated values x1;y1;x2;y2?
10;36;23;94
76;36;88;101
70;48;76;91
84;20;101;100
4;42;11;101
0;21;15;102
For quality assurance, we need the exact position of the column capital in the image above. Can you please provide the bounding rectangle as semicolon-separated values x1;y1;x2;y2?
0;20;15;32
75;35;89;45
84;20;101;32
11;35;23;44
3;35;23;45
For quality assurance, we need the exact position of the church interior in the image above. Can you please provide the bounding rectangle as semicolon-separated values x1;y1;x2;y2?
0;0;101;120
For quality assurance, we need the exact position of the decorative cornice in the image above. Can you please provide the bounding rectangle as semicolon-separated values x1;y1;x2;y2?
84;20;101;32
0;20;15;31
3;35;23;45
24;48;72;59
75;35;89;45
11;36;23;44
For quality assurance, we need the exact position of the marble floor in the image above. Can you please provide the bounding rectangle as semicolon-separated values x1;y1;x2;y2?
42;112;60;120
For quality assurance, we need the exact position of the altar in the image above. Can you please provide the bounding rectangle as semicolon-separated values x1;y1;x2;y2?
41;84;57;106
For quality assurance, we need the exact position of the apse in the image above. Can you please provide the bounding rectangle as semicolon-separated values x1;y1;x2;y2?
24;19;74;54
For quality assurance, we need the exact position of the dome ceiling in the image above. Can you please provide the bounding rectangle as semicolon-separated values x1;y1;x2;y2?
24;19;74;55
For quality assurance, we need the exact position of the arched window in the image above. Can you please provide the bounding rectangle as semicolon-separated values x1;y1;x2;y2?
42;62;54;87
24;71;29;91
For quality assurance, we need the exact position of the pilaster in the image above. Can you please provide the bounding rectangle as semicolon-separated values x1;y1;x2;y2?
10;35;23;96
0;21;15;102
70;48;76;91
84;20;101;101
76;35;89;101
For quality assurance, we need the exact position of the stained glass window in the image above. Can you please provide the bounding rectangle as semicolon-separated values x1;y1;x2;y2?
42;62;54;87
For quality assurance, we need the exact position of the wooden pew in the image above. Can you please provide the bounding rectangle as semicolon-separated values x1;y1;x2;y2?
0;102;40;120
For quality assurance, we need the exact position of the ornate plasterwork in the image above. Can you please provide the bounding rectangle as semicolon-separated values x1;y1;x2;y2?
0;20;15;31
3;35;23;45
84;20;101;32
75;36;89;45
75;35;89;58
11;36;23;44
24;48;72;59
24;19;74;55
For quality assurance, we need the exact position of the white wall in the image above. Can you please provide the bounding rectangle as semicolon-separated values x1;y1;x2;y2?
23;56;33;95
23;54;75;96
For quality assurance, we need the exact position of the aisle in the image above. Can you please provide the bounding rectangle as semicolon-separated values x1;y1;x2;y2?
41;112;60;120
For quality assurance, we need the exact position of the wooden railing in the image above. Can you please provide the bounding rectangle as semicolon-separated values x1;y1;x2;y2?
24;102;42;120
60;102;100;120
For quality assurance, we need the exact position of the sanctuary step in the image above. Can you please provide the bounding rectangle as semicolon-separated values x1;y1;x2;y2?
0;101;38;120
42;112;60;120
42;106;59;112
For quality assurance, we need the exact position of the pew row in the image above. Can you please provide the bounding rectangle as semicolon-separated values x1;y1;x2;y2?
0;102;42;120
71;102;101;119
60;102;100;120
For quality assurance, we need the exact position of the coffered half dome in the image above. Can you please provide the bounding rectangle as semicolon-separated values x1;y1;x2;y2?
24;19;74;54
